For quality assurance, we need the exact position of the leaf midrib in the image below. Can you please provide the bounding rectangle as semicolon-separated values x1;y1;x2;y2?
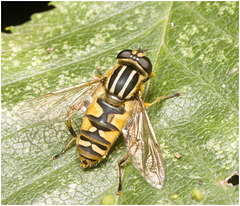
144;2;173;99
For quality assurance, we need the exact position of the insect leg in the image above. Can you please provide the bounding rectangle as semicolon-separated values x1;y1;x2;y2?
117;133;137;194
144;91;182;108
52;101;87;160
67;102;87;137
96;68;103;75
52;136;76;160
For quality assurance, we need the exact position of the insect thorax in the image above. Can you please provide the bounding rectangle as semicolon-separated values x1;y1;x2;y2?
105;64;146;104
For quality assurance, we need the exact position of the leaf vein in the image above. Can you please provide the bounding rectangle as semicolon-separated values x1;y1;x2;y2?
184;2;237;41
164;45;238;112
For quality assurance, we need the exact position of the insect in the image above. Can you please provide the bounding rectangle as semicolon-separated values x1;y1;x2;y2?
18;48;181;193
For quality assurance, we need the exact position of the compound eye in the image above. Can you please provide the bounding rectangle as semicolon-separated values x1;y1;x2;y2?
138;56;152;75
117;50;132;59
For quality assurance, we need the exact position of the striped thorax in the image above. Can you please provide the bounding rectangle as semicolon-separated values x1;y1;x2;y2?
105;49;153;104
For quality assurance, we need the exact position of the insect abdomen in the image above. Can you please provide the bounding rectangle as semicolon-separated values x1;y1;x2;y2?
77;97;130;167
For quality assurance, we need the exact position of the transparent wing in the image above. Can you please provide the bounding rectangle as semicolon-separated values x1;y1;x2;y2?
17;78;104;124
122;95;166;188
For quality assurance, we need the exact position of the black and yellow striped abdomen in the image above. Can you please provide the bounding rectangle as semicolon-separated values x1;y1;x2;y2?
77;97;130;167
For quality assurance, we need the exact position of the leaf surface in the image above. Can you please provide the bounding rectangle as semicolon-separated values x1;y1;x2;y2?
1;1;239;204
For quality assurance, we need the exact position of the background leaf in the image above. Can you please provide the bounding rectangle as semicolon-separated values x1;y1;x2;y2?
1;1;239;205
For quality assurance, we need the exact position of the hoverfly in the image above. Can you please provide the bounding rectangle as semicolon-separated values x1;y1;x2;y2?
18;48;181;193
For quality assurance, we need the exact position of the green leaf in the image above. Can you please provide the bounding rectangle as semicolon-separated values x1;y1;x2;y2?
1;1;238;205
